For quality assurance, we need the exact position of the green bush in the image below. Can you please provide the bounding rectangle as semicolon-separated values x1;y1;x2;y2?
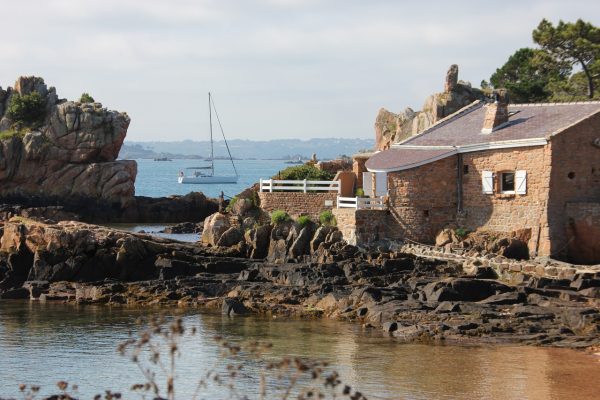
79;92;95;103
271;210;291;224
455;227;469;239
6;91;46;128
276;164;334;181
296;215;312;228
225;195;238;212
319;210;336;226
355;188;365;197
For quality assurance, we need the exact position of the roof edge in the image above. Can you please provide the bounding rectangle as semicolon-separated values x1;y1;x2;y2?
546;107;600;139
378;138;547;172
366;149;457;173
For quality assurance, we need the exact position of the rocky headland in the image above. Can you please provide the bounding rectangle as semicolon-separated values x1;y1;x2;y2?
0;76;218;222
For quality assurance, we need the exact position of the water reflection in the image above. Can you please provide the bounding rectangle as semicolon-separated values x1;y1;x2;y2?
0;301;598;399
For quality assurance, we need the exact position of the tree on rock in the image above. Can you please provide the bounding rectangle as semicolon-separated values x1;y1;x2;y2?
79;92;95;103
533;19;600;99
490;48;569;103
6;91;46;129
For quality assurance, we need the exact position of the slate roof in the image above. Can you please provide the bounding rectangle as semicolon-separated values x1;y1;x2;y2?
366;101;600;172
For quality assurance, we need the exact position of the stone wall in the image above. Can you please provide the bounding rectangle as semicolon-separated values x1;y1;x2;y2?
460;145;551;255
258;192;338;221
333;208;388;246
548;112;600;261
386;156;458;243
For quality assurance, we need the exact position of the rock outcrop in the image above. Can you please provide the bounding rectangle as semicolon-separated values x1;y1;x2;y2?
1;218;599;349
0;76;135;207
375;65;486;150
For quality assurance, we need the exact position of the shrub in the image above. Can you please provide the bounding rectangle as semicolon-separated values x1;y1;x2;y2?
6;91;46;128
276;164;334;181
355;188;365;197
455;227;469;239
271;210;291;224
319;210;336;226
296;215;312;228
225;195;238;212
79;92;95;103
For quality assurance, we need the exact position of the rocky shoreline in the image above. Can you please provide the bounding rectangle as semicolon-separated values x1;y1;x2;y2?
1;216;599;350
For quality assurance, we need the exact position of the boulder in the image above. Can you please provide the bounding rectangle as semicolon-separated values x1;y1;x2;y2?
289;225;315;258
222;298;249;316
310;226;335;253
201;213;230;246
244;224;272;259
216;227;243;247
435;229;458;247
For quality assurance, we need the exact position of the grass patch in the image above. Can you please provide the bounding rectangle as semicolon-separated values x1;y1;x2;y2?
0;128;27;141
296;215;312;228
319;210;336;226
271;210;292;224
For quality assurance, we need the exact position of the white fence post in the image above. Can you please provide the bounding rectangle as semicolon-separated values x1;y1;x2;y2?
259;178;263;193
269;179;273;193
303;179;307;193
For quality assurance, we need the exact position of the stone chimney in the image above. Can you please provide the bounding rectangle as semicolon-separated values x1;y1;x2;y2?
481;91;509;134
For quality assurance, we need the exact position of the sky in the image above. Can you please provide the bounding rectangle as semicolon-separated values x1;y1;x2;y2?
1;0;599;141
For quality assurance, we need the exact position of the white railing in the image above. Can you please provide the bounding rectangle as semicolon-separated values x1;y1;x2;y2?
259;179;340;193
337;196;387;210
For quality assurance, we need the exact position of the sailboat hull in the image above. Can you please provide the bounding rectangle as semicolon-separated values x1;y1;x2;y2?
178;175;238;184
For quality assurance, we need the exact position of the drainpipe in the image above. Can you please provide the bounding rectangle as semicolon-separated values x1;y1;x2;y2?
457;154;463;212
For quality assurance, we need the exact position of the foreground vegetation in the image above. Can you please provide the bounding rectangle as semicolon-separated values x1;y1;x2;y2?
6;318;366;400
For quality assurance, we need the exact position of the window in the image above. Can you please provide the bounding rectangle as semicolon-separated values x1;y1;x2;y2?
482;170;526;195
501;172;515;193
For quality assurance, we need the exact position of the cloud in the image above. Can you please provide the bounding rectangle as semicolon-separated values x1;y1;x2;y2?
1;0;599;141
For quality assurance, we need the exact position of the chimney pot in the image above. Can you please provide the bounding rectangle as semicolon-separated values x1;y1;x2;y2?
481;91;509;133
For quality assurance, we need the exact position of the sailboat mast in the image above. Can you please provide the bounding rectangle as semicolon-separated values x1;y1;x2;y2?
209;92;214;175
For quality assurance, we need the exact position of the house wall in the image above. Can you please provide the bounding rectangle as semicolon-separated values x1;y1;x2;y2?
258;192;338;221
548;112;600;262
386;156;458;243
353;157;369;189
460;146;551;255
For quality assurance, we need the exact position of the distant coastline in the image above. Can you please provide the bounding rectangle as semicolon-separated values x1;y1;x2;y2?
120;138;373;161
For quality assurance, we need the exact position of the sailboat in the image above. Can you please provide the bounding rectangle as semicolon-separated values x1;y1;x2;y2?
178;92;239;184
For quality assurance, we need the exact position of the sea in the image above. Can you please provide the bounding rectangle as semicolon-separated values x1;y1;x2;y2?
134;158;292;199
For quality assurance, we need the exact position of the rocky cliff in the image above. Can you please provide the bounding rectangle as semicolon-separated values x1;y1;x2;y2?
0;76;135;207
375;65;486;150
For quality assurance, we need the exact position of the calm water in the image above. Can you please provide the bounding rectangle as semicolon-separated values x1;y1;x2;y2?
1;302;599;400
134;159;290;198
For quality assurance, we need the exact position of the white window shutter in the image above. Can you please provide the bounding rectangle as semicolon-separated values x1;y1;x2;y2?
362;172;373;196
375;172;388;196
482;171;494;194
515;170;527;194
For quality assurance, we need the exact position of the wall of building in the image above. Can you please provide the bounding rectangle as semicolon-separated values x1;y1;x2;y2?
548;112;600;261
460;145;551;255
386;156;458;243
352;156;369;189
258;192;338;221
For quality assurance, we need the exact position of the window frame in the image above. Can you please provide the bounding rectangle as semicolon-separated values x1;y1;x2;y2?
499;171;516;194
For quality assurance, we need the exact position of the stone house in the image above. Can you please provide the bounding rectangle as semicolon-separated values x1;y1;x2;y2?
347;98;600;264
